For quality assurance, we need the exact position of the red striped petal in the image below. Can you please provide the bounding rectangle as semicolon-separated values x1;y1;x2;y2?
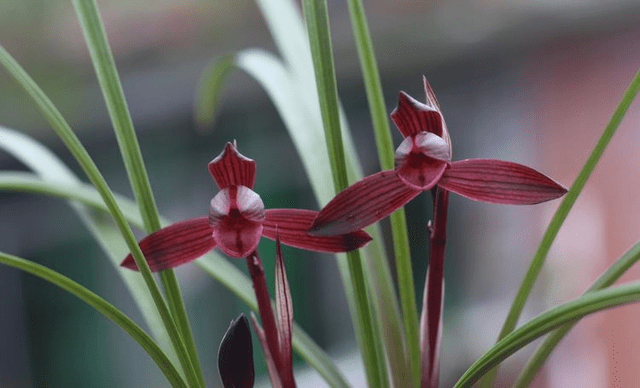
121;217;216;272
391;91;444;138
250;313;283;388
438;159;568;205
422;76;441;111
208;142;257;190
308;171;422;236
262;209;372;252
274;237;294;385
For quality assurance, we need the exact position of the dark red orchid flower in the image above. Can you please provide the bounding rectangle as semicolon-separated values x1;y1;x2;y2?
121;142;371;272
309;77;567;236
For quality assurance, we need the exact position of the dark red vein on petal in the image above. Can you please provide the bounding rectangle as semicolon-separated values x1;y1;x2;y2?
262;209;371;252
121;217;215;272
208;142;257;190
274;237;295;387
438;159;567;205
309;171;422;235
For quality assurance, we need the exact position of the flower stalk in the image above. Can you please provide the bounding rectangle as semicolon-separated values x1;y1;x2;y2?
421;187;449;388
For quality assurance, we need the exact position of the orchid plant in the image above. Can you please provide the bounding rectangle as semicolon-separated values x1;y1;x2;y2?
1;0;640;387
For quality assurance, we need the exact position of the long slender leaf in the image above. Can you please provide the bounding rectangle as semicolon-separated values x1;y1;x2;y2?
480;69;640;386
514;239;640;387
0;126;179;369
0;170;350;388
345;0;416;385
0;252;187;388
301;0;388;386
0;45;197;388
456;282;640;388
71;1;203;385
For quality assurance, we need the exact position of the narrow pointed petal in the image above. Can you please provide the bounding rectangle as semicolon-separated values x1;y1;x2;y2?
309;171;422;235
422;77;441;111
274;236;295;386
263;209;372;251
391;91;444;138
218;314;254;388
208;142;257;190
250;313;284;388
438;159;568;205
121;217;216;272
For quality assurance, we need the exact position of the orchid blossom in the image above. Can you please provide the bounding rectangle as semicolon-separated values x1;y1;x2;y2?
309;77;567;388
309;77;567;236
121;142;371;272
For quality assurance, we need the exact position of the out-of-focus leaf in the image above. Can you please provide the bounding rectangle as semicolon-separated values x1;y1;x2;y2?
0;126;178;366
195;54;237;130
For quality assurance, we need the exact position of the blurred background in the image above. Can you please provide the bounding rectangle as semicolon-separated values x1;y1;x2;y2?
2;0;640;387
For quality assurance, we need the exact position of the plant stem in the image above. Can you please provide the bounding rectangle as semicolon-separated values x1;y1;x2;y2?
421;187;449;388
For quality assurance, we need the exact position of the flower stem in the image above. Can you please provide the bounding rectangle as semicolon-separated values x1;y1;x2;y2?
246;252;288;384
421;187;449;388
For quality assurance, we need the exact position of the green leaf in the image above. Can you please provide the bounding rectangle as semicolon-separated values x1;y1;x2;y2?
480;68;640;386
0;252;187;388
194;53;236;130
0;170;351;388
71;1;204;385
456;282;640;388
301;0;388;386
514;239;640;387
0;46;197;387
0;126;178;369
345;0;416;385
